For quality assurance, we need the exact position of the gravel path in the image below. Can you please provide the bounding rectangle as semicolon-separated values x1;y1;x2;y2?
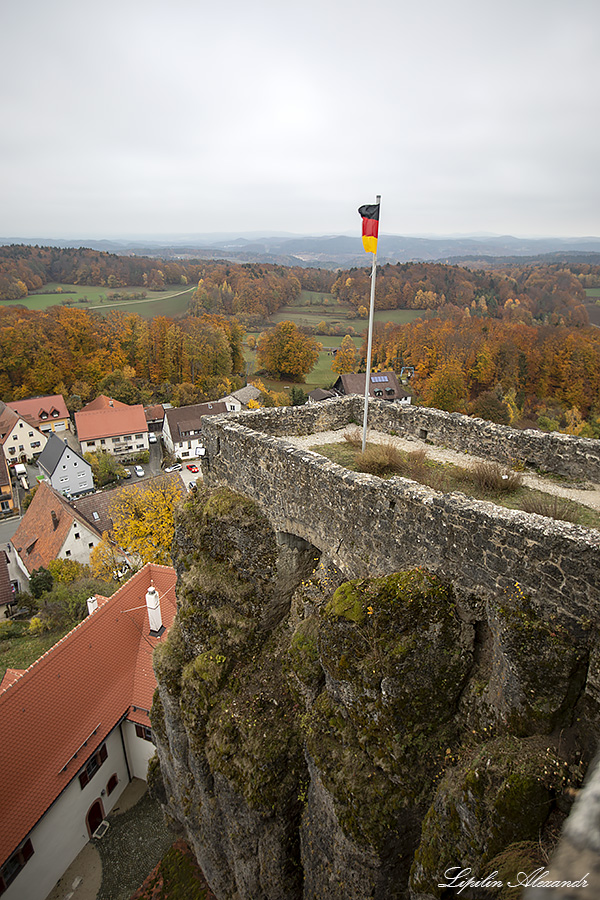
285;426;600;513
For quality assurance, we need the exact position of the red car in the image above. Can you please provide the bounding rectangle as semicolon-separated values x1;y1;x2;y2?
186;464;199;473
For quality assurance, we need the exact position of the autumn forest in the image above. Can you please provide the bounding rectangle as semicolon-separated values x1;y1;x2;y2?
1;244;600;436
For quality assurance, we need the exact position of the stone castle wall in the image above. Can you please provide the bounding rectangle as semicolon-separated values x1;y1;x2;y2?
201;397;600;624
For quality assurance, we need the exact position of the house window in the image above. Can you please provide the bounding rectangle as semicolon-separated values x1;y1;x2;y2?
135;433;143;439
60;477;69;483
28;432;33;437
78;743;108;789
74;532;80;540
1;501;10;512
65;550;71;557
11;435;17;441
88;441;96;447
31;441;40;448
107;773;119;795
0;837;34;892
100;439;106;445
135;724;153;742
8;448;15;455
92;512;100;521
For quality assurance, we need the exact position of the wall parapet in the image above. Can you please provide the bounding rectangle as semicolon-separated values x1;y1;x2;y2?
219;396;600;481
200;400;600;624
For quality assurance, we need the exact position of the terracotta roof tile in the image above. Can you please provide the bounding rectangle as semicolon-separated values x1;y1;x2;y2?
0;669;24;692
75;398;148;443
7;395;70;427
0;563;177;865
11;482;102;574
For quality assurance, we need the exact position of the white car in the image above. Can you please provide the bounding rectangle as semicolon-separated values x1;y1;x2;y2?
134;465;145;477
149;434;158;443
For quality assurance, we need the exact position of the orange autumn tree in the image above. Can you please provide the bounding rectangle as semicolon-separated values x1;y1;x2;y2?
256;321;318;381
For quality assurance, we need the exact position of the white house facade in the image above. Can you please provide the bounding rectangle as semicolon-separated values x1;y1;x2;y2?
0;565;177;900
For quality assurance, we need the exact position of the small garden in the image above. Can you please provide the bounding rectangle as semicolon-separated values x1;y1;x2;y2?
310;431;600;530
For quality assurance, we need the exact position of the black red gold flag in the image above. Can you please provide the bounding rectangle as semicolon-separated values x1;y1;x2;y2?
358;203;380;253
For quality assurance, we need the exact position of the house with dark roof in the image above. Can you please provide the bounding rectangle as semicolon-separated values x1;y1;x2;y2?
0;563;177;900
219;384;262;412
75;395;149;458
6;395;71;435
37;433;94;498
163;401;228;460
10;483;102;588
0;402;47;466
307;388;336;404
333;371;411;403
72;472;185;538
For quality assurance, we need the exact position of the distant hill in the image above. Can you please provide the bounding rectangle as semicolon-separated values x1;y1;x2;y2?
3;233;600;268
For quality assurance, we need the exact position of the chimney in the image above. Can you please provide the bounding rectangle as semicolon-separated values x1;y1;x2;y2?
87;596;98;615
51;510;59;530
146;582;164;635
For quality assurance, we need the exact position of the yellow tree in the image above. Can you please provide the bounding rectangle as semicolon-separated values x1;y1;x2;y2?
256;321;318;381
331;335;357;375
108;478;186;566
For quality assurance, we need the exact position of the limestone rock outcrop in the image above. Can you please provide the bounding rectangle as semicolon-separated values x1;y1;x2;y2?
150;484;596;900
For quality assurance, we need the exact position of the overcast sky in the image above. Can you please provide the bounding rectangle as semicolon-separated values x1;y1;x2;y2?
2;0;599;239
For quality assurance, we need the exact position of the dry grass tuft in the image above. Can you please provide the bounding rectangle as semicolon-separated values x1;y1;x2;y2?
357;442;406;477
519;494;582;525
466;461;523;495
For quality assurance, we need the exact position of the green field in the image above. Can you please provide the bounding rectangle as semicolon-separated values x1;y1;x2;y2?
585;288;600;298
4;283;196;318
270;301;425;332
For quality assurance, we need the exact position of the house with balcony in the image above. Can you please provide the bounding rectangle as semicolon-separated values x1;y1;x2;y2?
162;400;228;460
0;563;177;900
75;396;149;458
0;402;47;465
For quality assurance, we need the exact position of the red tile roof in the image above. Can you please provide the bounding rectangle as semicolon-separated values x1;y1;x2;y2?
7;395;70;427
75;395;148;442
11;482;102;575
0;563;177;866
0;669;24;692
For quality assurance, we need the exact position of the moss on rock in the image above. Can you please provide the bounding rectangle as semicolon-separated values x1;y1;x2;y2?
410;734;578;898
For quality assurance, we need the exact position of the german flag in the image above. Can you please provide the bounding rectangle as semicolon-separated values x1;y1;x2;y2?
358;203;380;253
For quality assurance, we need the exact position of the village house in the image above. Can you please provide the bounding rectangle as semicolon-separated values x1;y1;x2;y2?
37;433;94;498
6;395;71;435
332;371;412;403
0;402;47;466
0;455;14;517
162;400;228;460
219;384;261;412
75;395;149;458
0;563;177;900
0;553;15;620
10;483;102;591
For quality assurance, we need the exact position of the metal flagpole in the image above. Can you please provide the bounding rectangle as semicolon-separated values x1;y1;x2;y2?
362;194;380;452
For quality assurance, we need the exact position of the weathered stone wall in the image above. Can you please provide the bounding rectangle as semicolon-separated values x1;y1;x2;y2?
201;400;600;625
219;396;600;481
149;400;600;899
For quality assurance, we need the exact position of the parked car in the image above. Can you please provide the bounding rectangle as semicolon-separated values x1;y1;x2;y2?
149;434;158;443
121;467;132;479
164;463;182;472
186;464;199;473
134;465;145;477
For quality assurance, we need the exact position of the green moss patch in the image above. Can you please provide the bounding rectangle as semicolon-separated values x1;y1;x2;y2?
410;734;582;898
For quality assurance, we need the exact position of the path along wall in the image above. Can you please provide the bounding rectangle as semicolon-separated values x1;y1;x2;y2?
200;397;600;625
